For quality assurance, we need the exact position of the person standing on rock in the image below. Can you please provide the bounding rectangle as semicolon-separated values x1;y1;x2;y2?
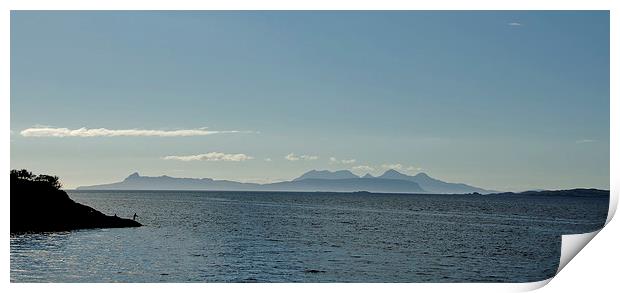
133;213;138;221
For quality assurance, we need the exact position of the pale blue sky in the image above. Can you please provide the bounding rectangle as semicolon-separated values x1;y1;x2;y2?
10;11;609;190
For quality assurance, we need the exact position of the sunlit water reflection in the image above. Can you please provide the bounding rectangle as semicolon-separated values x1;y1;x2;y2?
11;191;608;282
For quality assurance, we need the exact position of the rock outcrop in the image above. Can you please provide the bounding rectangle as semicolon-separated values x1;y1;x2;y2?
10;169;141;233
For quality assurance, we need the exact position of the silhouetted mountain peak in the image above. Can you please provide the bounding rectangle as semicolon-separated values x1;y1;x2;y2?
125;172;141;180
294;169;359;181
385;169;403;175
413;172;431;179
79;169;494;194
379;169;409;179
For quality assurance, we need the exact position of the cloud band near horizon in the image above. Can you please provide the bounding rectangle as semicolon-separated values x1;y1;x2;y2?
285;153;319;161
163;152;253;162
20;127;250;137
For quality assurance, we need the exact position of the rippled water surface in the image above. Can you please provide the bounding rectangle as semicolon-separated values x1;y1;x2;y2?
11;191;608;282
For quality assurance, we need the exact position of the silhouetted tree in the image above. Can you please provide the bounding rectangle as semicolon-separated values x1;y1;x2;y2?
11;169;62;190
11;169;34;181
35;174;62;189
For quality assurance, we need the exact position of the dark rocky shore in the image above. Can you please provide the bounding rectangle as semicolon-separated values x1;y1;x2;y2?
10;169;141;233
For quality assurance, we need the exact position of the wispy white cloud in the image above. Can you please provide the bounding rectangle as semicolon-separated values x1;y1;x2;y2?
329;157;356;164
163;152;253;162
285;153;318;161
576;139;596;144
264;158;273;162
381;163;404;170
20;126;250;137
285;153;300;161
381;163;422;173
508;22;522;26
352;165;375;173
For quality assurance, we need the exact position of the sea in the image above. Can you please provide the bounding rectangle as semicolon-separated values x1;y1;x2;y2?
10;190;609;282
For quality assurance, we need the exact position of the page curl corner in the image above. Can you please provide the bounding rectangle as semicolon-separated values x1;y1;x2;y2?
556;230;601;275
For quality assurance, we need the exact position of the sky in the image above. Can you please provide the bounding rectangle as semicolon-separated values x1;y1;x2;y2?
10;11;610;190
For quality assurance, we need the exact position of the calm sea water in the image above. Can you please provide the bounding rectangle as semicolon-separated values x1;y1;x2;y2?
11;191;608;282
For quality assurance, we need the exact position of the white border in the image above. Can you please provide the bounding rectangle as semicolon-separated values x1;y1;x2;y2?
2;1;617;292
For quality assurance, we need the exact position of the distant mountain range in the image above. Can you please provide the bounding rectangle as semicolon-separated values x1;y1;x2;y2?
76;169;496;194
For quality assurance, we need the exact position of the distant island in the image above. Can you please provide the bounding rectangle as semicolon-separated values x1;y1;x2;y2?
494;188;610;198
11;169;141;233
77;169;496;194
